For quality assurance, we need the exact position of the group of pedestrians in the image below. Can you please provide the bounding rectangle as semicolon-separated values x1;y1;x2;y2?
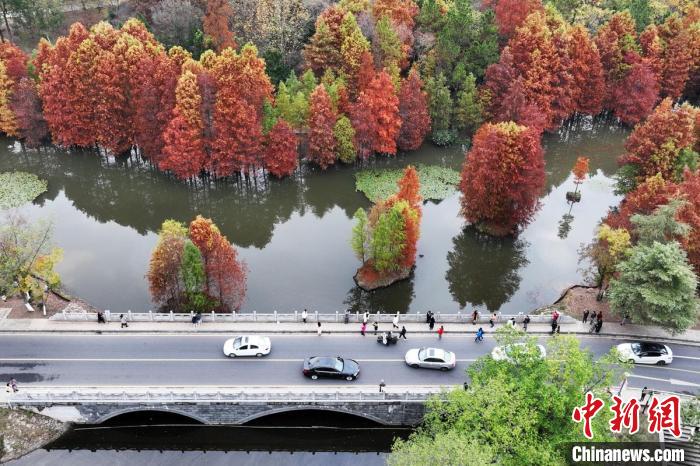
582;309;604;334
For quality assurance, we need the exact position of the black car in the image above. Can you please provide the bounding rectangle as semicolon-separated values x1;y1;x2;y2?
302;356;360;381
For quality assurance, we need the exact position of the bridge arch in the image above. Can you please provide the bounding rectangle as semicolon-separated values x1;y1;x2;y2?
238;405;390;426
95;407;207;425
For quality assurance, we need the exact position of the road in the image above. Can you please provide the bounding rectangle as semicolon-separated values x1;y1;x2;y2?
0;334;698;394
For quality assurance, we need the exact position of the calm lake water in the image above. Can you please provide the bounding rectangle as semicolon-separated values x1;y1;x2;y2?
0;118;627;314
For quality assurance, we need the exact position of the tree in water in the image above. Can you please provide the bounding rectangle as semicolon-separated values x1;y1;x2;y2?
351;70;401;158
307;84;337;169
263;119;299;178
460;122;545;236
397;69;431;151
147;220;187;309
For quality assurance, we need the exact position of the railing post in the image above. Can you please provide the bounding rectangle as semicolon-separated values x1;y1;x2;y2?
274;310;278;323
62;309;66;320
254;310;257;321
105;310;111;322
294;310;298;322
170;310;174;322
211;311;215;322
128;310;132;320
149;310;153;321
314;310;318;321
335;311;339;322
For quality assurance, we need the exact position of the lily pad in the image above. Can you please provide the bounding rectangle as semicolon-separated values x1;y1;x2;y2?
355;164;460;202
0;172;48;210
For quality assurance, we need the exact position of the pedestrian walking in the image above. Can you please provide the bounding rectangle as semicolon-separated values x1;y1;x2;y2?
373;321;379;335
425;310;432;323
437;325;444;339
471;309;478;325
475;327;484;342
302;309;308;323
379;380;386;393
392;313;399;329
588;317;597;333
429;315;435;330
597;311;603;322
508;317;516;328
489;312;496;328
620;312;629;325
582;309;590;323
7;378;18;393
120;314;128;328
595;319;603;334
317;321;322;336
399;326;407;339
363;311;369;325
552;310;560;322
97;311;106;324
550;320;558;335
523;315;530;331
361;322;366;336
556;323;561;334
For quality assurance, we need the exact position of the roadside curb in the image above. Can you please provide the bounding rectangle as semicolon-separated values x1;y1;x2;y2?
1;328;698;345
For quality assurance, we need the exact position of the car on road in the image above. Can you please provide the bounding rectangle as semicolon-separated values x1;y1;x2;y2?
404;347;456;371
491;343;546;362
616;342;673;365
223;335;271;358
303;356;360;381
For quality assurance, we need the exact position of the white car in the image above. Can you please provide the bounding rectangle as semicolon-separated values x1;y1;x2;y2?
491;343;546;362
223;335;271;358
617;342;673;365
404;347;456;371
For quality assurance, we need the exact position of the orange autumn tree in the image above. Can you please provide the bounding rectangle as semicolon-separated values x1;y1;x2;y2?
352;166;422;289
0;42;28;137
351;70;401;158
188;215;247;311
397;69;431;151
568;156;589;201
160;69;206;179
460;122;545;236
263;119;299;178
307;84;337;169
203;0;236;52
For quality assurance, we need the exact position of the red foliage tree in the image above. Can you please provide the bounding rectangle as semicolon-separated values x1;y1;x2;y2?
160;70;206;179
595;11;638;104
206;232;247;311
677;169;700;275
619;98;696;180
397;164;421;210
9;78;49;147
0;42;28;82
572;156;590;184
303;6;347;75
351;70;401;158
373;0;419;32
610;58;659;125
494;0;543;39
460;122;545;236
397;69;430;151
264;119;299;178
569;25;605;116
307;84;338;169
356;51;375;96
604;174;679;231
133;51;178;165
655;10;700;100
203;0;236;51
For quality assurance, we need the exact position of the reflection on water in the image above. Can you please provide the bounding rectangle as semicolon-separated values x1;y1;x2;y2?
0;118;626;313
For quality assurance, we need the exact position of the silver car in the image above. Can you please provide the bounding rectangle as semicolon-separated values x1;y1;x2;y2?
404;347;457;371
223;335;271;357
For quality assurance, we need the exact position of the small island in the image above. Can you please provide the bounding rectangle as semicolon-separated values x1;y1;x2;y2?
352;165;422;290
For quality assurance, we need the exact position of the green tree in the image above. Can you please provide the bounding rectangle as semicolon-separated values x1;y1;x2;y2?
371;202;407;272
389;430;495;466
608;241;699;333
630;200;690;246
0;213;62;298
454;72;483;135
374;15;403;71
391;329;627;465
334;115;356;163
424;72;454;145
0;0;63;42
351;208;368;261
434;0;499;84
181;240;205;294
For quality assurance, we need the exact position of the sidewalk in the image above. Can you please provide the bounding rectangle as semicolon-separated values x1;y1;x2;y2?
0;316;698;344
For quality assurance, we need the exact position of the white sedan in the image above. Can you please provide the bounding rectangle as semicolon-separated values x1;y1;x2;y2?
617;342;673;365
491;343;546;362
223;335;271;358
404;347;456;371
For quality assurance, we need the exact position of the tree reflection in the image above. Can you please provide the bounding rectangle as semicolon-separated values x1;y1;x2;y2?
445;226;529;311
343;276;415;314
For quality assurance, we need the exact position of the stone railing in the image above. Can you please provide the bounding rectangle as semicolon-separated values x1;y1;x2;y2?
50;309;573;324
2;385;443;404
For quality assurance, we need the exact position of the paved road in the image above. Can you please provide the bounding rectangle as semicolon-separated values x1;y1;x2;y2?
0;334;698;394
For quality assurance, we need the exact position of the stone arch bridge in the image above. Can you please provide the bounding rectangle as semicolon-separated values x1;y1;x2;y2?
2;386;438;426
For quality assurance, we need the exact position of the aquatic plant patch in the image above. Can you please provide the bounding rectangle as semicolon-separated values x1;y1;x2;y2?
0;172;48;210
355;165;460;202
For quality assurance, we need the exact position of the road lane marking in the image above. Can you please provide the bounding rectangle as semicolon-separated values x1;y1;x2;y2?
673;355;700;360
627;374;700;388
0;357;477;363
632;365;700;375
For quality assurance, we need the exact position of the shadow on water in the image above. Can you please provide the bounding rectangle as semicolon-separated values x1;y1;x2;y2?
45;410;411;454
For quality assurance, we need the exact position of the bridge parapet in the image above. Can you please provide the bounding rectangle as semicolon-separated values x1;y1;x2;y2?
2;385;448;426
